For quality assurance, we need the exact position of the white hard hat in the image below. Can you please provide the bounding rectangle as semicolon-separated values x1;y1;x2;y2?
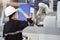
5;6;17;17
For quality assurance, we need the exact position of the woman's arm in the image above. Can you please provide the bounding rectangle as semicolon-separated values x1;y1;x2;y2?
17;8;30;18
17;8;34;26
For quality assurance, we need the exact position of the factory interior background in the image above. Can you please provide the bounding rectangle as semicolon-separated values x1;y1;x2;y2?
0;0;60;40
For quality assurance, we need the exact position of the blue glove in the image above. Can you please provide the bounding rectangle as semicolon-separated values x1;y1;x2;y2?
17;8;25;14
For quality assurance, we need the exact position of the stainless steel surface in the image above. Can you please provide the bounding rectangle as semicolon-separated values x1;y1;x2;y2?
23;26;60;35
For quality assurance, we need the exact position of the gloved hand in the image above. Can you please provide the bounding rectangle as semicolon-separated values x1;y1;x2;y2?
17;8;25;14
27;18;34;26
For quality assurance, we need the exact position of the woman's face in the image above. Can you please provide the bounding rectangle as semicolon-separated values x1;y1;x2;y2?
11;12;18;20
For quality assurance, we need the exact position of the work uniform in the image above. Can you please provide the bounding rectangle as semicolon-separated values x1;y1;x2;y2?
3;19;28;40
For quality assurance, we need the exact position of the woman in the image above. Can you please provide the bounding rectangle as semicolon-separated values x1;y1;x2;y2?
3;6;34;40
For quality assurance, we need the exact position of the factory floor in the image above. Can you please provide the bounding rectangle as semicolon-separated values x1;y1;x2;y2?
0;24;60;40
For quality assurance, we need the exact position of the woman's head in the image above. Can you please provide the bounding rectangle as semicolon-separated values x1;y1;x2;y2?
5;6;18;20
9;12;17;20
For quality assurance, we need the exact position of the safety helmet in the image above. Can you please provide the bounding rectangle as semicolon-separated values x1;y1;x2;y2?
5;6;17;17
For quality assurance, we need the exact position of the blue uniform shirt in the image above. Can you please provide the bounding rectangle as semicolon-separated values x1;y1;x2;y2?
18;4;34;21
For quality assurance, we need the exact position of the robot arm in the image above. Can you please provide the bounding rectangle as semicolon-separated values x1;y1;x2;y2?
37;3;53;15
36;7;43;16
36;3;48;16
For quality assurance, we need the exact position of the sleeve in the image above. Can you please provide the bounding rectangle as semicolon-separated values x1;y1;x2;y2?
17;8;26;14
17;21;28;30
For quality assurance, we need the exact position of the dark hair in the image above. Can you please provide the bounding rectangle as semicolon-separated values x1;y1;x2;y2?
9;12;16;20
